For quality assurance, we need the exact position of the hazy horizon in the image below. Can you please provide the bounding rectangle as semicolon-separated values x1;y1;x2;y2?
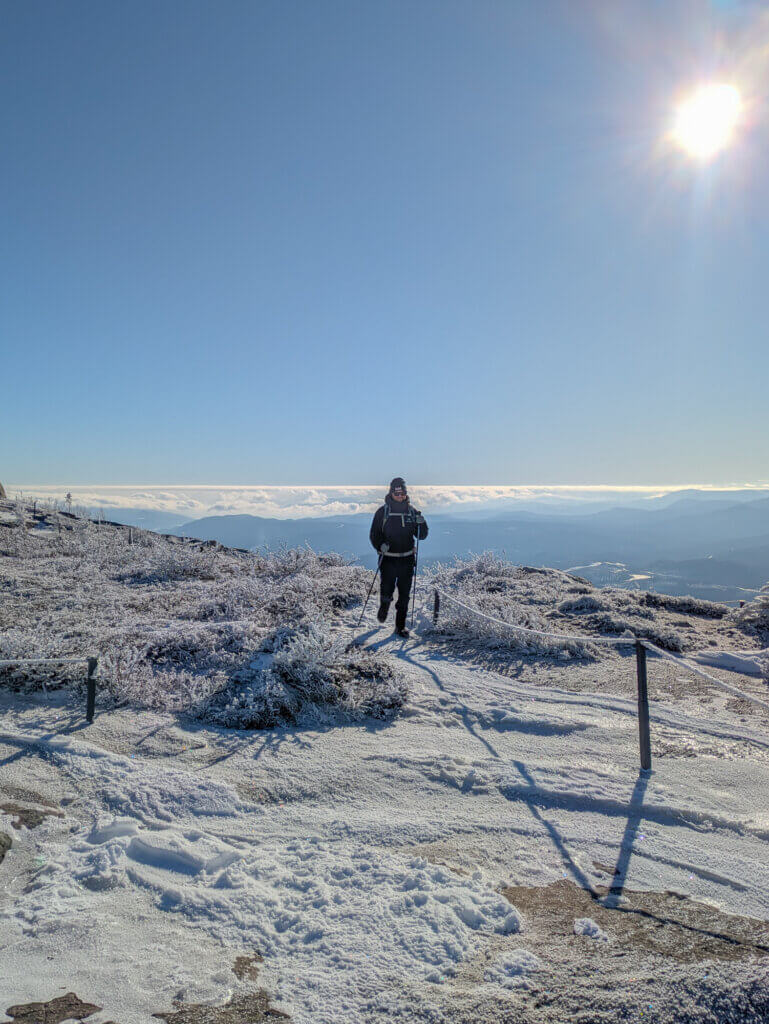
6;481;769;520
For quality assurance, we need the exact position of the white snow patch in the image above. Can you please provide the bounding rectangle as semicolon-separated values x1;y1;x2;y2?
574;917;610;941
691;648;769;677
484;949;542;989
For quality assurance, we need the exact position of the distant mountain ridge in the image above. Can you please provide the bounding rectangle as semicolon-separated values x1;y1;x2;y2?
170;513;371;555
159;492;769;602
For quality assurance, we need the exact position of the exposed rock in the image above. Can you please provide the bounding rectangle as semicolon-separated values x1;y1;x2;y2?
152;990;289;1023
4;993;102;1024
0;802;64;830
232;953;263;981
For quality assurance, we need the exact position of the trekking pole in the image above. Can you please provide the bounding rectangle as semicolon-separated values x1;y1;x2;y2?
410;531;420;628
357;552;384;628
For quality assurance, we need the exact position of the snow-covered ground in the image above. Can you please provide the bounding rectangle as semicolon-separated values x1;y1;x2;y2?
2;503;769;1022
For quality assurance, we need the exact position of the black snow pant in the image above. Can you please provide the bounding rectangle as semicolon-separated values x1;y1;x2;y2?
380;556;415;630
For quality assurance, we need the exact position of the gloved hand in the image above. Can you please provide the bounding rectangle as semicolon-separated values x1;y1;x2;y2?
380;543;390;553
413;511;426;525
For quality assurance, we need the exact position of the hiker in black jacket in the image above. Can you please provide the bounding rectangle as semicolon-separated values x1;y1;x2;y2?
369;477;428;637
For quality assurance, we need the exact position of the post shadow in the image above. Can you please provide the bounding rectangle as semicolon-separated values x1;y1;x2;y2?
510;759;596;893
601;770;650;908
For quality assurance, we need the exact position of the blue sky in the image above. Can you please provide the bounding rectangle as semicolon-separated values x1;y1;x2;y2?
2;0;768;489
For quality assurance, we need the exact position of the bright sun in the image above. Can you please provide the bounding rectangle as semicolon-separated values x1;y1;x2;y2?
672;83;743;160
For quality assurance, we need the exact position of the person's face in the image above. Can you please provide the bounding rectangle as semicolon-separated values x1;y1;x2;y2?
391;487;406;502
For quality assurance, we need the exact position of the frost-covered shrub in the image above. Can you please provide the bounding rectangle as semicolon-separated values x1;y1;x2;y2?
205;625;408;728
640;591;727;619
100;649;226;714
558;595;604;614
586;613;683;652
424;555;595;660
264;546;348;578
182;579;266;621
119;543;221;583
422;555;692;656
0;659;84;692
729;585;769;640
595;591;654;619
143;622;251;668
98;619;267;713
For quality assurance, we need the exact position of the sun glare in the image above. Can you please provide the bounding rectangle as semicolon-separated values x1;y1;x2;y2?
672;83;743;160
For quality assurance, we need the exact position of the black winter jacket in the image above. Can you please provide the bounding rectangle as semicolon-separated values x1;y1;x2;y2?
370;499;428;556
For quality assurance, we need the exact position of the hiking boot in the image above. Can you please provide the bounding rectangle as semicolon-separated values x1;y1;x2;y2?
377;601;390;623
395;627;410;638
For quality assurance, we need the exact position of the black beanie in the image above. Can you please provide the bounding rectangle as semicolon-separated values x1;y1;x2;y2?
389;477;407;493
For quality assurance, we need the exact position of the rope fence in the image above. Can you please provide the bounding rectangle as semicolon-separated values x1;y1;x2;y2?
430;586;769;772
2;587;765;755
640;641;769;713
430;587;638;647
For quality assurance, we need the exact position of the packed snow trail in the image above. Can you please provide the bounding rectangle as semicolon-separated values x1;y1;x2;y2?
2;623;769;1023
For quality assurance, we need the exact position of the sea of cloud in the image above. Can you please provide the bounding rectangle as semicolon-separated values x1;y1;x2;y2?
7;483;769;520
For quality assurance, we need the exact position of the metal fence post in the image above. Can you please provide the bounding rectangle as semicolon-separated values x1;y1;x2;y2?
635;641;652;771
86;657;98;723
433;590;440;625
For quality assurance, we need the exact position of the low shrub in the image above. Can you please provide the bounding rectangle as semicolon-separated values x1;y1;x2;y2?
424;555;595;660
586;613;683;652
558;595;604;614
729;585;769;640
204;625;409;729
640;592;728;619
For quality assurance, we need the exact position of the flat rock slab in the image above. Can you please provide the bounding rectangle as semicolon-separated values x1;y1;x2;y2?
0;802;64;830
153;992;289;1024
4;993;102;1024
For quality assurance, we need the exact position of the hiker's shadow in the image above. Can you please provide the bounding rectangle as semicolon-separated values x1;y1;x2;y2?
395;646;502;760
348;627;384;650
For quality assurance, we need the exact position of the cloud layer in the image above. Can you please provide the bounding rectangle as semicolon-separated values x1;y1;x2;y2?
7;483;769;520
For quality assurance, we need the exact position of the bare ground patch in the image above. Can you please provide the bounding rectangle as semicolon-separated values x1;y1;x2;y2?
502;877;769;963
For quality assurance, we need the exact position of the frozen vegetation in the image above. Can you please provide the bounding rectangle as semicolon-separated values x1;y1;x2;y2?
423;552;757;659
2;503;768;717
0;501;406;727
2;500;769;1024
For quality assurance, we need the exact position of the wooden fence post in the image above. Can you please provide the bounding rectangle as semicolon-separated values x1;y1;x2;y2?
86;657;98;723
433;590;440;625
635;641;652;771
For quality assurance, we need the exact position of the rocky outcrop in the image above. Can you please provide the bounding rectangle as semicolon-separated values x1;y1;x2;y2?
0;481;6;499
